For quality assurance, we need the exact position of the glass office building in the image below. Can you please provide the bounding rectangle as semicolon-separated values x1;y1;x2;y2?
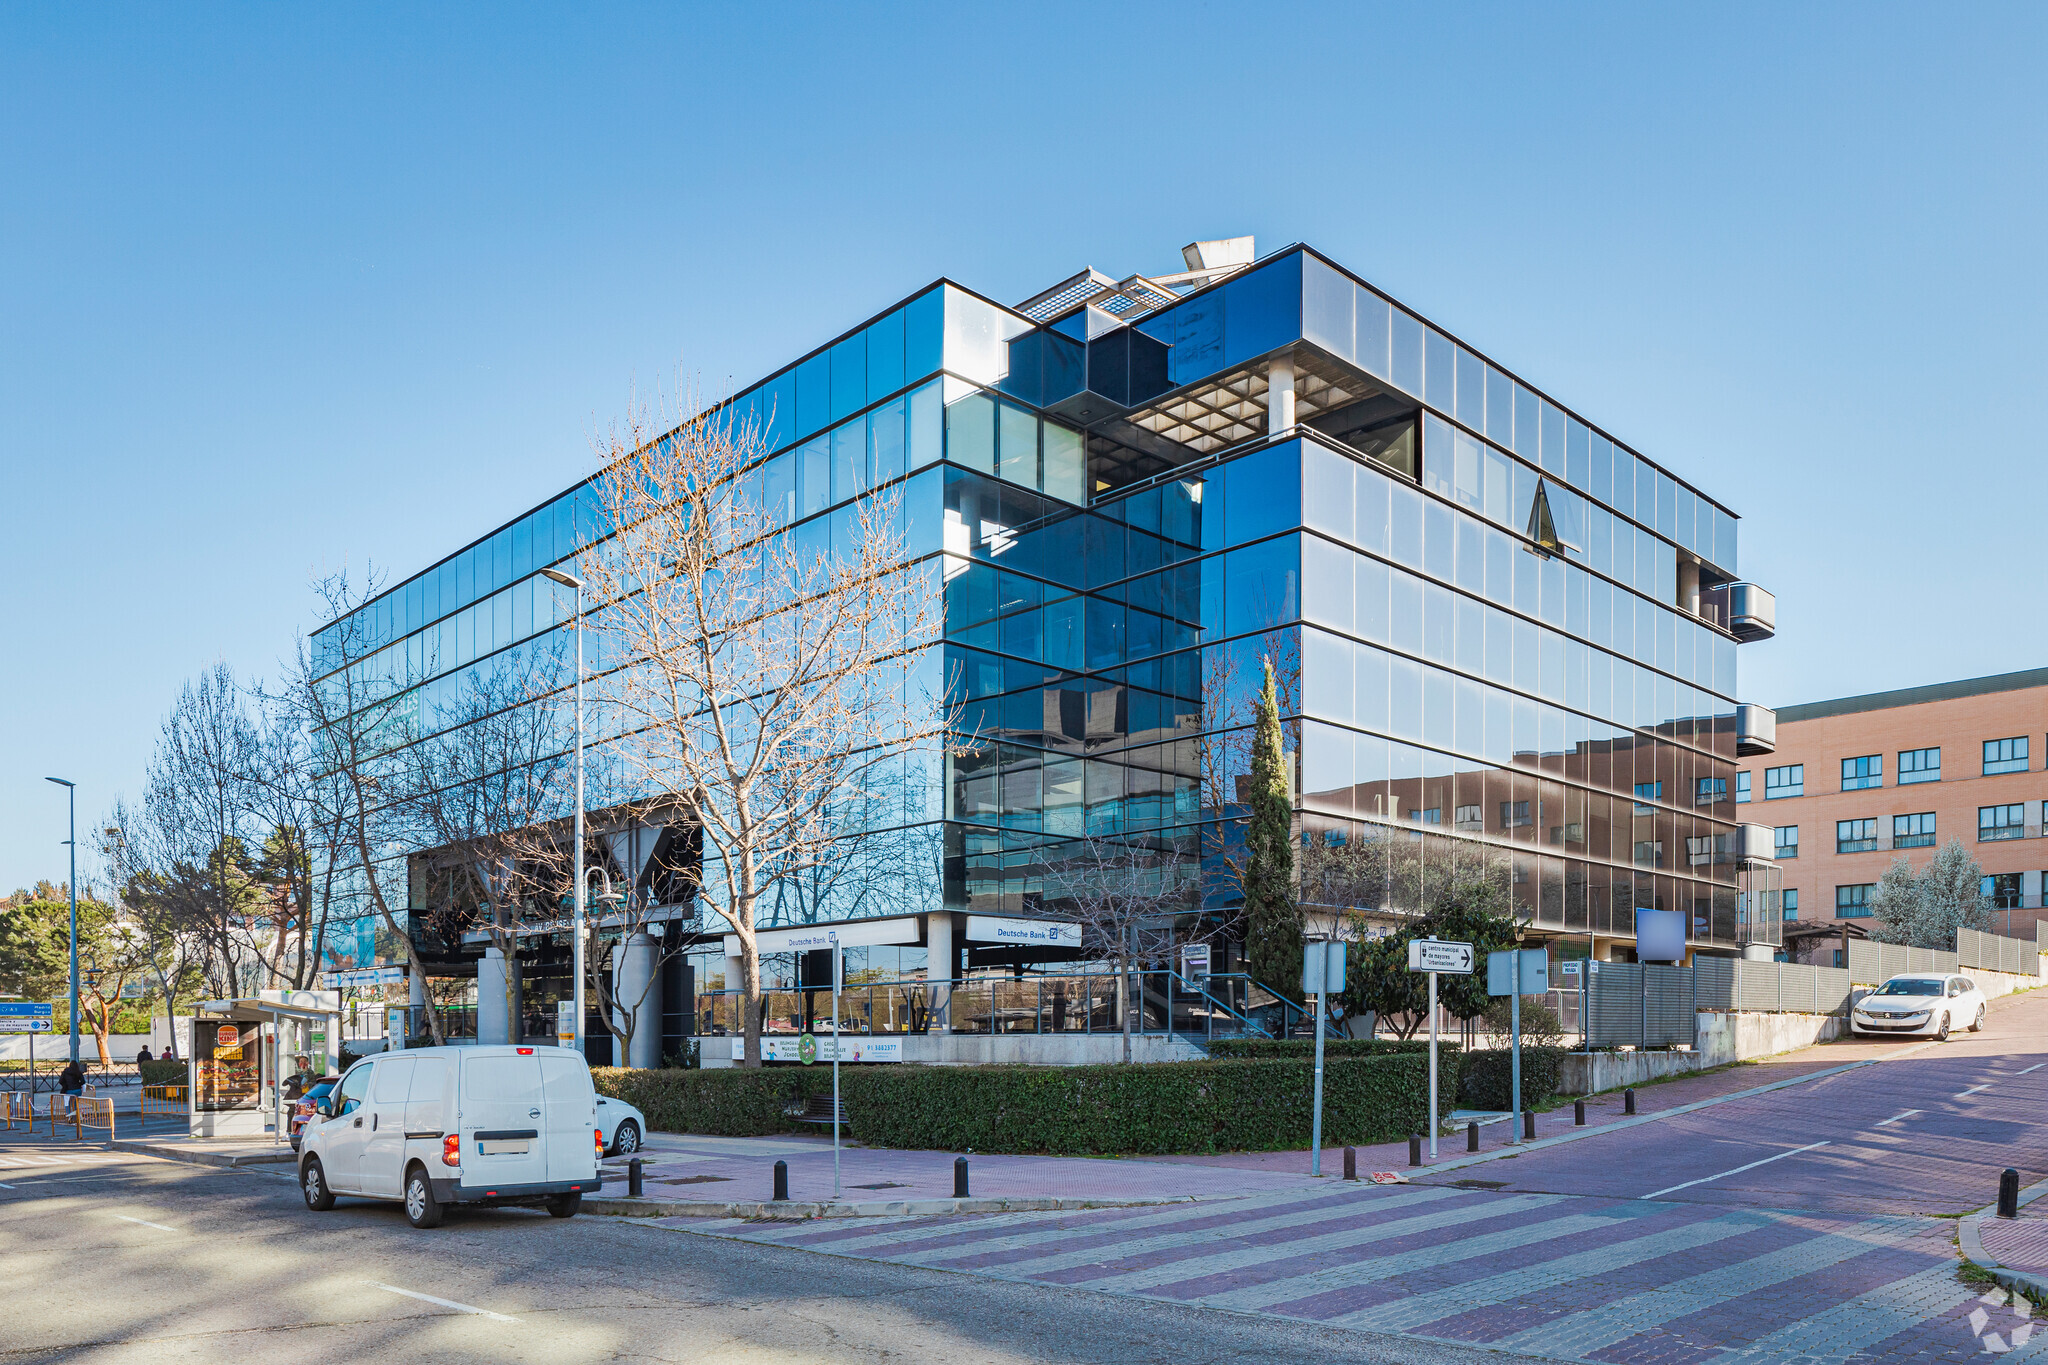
311;240;1778;1025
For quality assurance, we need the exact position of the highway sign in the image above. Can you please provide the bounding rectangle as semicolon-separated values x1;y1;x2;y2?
0;1019;53;1033
1407;939;1474;974
0;1002;54;1018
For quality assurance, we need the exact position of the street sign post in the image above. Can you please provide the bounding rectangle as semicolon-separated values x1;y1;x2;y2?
1487;949;1549;1139
828;930;843;1200
1406;938;1473;1160
1303;941;1346;1177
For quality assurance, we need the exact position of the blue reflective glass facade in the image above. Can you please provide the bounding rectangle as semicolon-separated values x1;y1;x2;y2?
313;244;1756;974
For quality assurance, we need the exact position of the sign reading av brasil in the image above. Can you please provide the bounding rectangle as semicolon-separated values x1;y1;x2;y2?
1406;939;1475;974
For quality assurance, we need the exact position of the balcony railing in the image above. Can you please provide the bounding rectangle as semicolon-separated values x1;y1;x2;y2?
1893;832;1935;849
1980;824;2032;842
1727;583;1777;641
1735;703;1776;758
1836;837;1878;854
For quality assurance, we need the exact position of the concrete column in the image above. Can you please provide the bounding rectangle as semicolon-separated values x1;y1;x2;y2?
477;947;522;1045
1268;354;1296;434
1678;558;1701;616
612;933;661;1069
927;912;956;1030
408;968;427;1044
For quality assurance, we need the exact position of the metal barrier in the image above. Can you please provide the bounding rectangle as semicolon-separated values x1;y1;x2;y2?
1958;927;2042;977
75;1096;115;1145
0;1090;18;1129
1586;963;1697;1049
140;1084;189;1126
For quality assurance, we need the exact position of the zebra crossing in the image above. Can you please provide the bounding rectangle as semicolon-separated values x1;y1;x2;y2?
648;1181;2016;1364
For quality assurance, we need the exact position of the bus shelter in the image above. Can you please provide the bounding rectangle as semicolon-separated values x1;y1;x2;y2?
189;991;342;1140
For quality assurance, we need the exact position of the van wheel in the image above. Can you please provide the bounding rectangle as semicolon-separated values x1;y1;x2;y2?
1972;1006;1986;1032
547;1193;582;1219
404;1167;444;1229
611;1121;641;1156
302;1158;334;1211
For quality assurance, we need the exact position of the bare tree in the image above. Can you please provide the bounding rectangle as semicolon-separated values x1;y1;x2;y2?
580;386;949;1068
1047;832;1201;1062
277;570;449;1044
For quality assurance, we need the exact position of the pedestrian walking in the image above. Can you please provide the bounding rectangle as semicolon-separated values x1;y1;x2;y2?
58;1059;85;1116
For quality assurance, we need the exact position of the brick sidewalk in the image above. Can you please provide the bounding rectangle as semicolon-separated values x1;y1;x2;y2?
1979;1213;2048;1276
649;1183;2011;1363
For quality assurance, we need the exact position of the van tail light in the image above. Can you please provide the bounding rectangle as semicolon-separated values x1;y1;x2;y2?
595;1128;604;1157
443;1134;461;1167
517;1047;534;1055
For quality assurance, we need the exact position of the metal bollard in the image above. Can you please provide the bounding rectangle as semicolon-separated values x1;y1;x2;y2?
1574;1099;1586;1126
773;1159;789;1202
628;1157;644;1198
954;1156;970;1198
1408;1134;1422;1167
1522;1110;1535;1141
2000;1167;2021;1219
1624;1087;1637;1115
1343;1146;1357;1181
1467;1121;1480;1152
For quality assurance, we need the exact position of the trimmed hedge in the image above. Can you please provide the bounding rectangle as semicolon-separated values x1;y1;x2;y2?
598;1055;1458;1154
138;1059;187;1086
1458;1046;1567;1111
592;1065;833;1136
1204;1037;1451;1061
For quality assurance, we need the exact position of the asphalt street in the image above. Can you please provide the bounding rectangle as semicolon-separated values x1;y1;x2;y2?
1413;984;2048;1215
0;1132;1511;1365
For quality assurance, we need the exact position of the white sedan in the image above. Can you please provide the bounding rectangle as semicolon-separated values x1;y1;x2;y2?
1851;973;1988;1040
595;1095;646;1155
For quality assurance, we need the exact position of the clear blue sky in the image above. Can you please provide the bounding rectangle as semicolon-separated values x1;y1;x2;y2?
4;4;2043;892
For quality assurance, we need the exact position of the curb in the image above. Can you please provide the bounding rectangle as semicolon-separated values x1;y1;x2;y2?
588;1192;1214;1221
1960;1175;2048;1301
111;1139;298;1168
1408;1039;1947;1179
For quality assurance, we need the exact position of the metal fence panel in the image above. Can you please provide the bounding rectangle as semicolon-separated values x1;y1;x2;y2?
1588;963;1642;1049
1817;966;1850;1013
1645;964;1696;1046
1781;964;1818;1014
1695;957;1734;1011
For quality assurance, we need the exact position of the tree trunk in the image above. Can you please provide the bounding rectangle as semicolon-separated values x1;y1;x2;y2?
741;935;762;1068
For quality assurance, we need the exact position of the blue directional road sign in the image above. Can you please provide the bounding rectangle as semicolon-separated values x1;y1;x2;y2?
0;1002;54;1033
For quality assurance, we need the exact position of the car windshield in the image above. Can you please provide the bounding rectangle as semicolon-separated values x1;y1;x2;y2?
1872;979;1942;996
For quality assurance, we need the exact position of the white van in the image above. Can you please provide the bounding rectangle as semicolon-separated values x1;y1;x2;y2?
298;1045;601;1228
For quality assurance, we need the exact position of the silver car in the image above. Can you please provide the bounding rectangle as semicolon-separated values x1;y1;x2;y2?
1851;973;1988;1039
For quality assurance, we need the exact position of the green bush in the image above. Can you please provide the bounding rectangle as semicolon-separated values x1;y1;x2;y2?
1204;1037;1451;1060
591;1064;834;1136
1458;1047;1567;1111
138;1059;187;1085
840;1054;1457;1155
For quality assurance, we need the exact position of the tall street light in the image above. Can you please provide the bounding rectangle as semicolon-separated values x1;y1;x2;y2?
540;566;587;1056
45;777;79;1064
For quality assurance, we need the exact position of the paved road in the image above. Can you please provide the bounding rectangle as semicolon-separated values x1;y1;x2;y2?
0;1129;1507;1364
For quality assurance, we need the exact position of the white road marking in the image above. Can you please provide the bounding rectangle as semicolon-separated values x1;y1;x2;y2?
0;1180;14;1188
1959;1084;1994;1097
2019;1063;2046;1075
365;1281;518;1323
1639;1142;1831;1201
112;1214;176;1232
1875;1110;1922;1126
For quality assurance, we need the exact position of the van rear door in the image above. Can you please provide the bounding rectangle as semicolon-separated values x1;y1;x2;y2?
537;1052;598;1184
458;1052;549;1189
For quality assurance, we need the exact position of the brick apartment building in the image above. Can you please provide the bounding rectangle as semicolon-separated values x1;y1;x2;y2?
1743;667;2048;961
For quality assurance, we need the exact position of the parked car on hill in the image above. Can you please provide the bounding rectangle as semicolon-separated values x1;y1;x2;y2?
1850;973;1987;1040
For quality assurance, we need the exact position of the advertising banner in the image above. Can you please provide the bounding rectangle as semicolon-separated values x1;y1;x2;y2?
195;1020;263;1112
733;1036;903;1063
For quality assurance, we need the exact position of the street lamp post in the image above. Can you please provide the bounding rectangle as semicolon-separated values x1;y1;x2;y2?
540;567;587;1056
45;777;79;1065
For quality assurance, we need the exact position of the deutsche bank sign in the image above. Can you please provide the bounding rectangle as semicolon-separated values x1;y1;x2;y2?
1406;939;1474;974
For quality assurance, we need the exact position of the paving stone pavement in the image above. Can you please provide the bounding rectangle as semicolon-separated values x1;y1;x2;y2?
643;1183;2044;1363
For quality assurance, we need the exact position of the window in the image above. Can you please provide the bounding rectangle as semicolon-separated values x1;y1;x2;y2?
1783;888;1799;921
1774;825;1799;859
1898;748;1940;784
1500;800;1531;828
1736;771;1752;803
1836;884;1873;918
1980;804;2027;841
1840;754;1882;791
1411;807;1442;824
1894;812;1936;849
1696;776;1727;806
1836;819;1877;854
1634;781;1663;813
1984;737;2029;775
1982;873;2023;910
1634;840;1665;867
1454;804;1483;832
1764;765;1804;799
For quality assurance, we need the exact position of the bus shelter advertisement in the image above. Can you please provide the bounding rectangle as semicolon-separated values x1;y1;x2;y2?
195;1021;263;1111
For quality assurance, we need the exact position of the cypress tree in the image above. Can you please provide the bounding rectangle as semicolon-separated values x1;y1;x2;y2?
1243;657;1303;992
